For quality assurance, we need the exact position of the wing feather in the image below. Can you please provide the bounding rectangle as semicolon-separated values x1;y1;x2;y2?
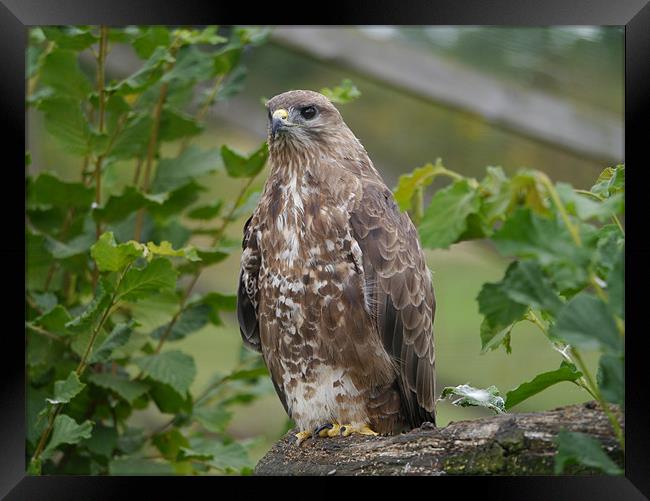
350;180;436;427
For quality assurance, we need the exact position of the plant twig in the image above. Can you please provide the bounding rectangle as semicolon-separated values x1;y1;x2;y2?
148;174;259;358
570;348;625;452
524;311;598;400
30;263;131;465
177;75;225;155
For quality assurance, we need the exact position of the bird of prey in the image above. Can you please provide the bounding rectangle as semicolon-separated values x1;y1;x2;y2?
237;90;436;445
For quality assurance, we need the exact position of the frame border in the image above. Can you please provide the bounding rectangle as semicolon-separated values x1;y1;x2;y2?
5;1;648;498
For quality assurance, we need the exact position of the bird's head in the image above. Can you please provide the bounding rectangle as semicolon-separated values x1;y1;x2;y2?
265;90;346;151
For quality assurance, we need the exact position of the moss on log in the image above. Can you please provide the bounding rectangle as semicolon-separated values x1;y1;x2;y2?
254;401;623;476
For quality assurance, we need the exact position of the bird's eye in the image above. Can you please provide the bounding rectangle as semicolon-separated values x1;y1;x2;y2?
267;109;272;122
300;106;317;120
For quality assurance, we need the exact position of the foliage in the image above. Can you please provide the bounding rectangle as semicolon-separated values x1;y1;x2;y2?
25;25;277;476
397;162;625;474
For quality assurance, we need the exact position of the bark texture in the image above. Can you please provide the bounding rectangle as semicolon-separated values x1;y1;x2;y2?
254;401;624;476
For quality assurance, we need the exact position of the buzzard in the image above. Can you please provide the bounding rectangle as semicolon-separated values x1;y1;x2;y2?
237;90;436;445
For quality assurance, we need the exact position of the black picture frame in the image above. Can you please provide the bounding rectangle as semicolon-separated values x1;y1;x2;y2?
5;1;648;498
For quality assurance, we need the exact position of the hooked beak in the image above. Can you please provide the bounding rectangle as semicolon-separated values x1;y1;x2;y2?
271;108;289;138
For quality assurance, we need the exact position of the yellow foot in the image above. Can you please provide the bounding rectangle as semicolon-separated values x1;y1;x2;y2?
295;430;313;446
340;424;379;437
316;423;344;438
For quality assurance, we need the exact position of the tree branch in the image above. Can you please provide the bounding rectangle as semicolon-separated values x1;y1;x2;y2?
254;402;623;476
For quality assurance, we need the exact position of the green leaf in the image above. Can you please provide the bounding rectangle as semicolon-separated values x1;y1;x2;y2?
509;170;549;215
148;219;192;248
92;187;167;224
151;146;222;193
591;165;625;198
41;26;98;50
440;384;506;414
87;373;150;404
107;113;152;160
133;350;196;395
551;292;622;354
393;162;441;211
116;427;146;454
216;65;247;101
65;279;112;333
176;26;227;46
82;424;118;458
476;261;531;352
37;97;92;156
39;49;92;100
117;258;178;302
128;291;180;332
90;321;136;363
149;380;193;414
146;241;200;262
505;362;582;410
221;142;269;178
480;319;514;354
42;414;93;459
320;79;361;104
597;354;624;406
44;231;95;259
187;200;223;220
31;292;58;313
555;430;622;475
159;106;203;142
109;457;174;475
184;439;252;472
213;47;242;75
477;277;529;330
594;225;624;275
152;429;189;460
132;26;171;59
557;183;624;222
493;209;584;266
501;260;564;315
47;371;86;405
194;405;232;433
200;292;237;325
33;305;73;335
151;303;210;342
148;182;205;221
163;45;215;85
28;172;94;211
91;232;145;272
27;232;54;291
109;46;174;94
478;166;512;224
419;179;480;249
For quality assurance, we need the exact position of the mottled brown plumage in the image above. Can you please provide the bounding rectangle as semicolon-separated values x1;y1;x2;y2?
237;90;436;438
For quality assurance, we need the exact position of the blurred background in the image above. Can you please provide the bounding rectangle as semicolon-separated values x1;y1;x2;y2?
27;26;624;463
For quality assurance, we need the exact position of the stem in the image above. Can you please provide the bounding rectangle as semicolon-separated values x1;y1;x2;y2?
524;311;598;400
30;264;130;466
26;323;66;343
144;175;259;361
177;75;225;155
574;189;624;235
570;348;625;452
27;41;55;99
91;26;109;288
133;36;183;242
132;156;143;186
413;186;424;226
536;172;581;247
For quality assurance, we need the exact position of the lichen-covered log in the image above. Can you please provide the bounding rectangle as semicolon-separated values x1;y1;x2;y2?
254;401;623;476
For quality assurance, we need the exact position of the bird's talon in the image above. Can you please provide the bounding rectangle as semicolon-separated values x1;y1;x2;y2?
295;431;313;446
314;423;334;437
